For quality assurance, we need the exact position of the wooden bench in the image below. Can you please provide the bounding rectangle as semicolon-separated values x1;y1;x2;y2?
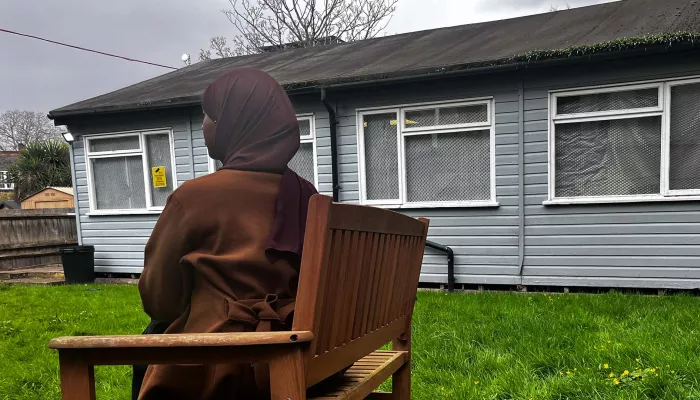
49;195;429;400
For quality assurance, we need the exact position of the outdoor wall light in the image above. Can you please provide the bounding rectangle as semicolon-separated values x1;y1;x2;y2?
61;131;75;143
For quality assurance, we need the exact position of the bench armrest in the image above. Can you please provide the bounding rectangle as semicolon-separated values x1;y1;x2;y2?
49;331;314;350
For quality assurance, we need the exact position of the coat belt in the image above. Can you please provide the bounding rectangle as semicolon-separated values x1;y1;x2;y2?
225;294;295;333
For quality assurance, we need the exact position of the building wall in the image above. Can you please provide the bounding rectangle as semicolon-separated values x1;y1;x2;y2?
68;110;193;273
332;76;523;285
65;52;700;288
67;103;330;274
520;53;700;289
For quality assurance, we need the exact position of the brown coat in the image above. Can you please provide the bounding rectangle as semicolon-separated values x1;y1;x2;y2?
138;170;298;400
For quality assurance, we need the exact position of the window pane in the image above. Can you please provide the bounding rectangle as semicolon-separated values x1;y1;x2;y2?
299;119;312;137
669;83;700;191
555;117;661;197
363;113;399;200
92;156;146;209
214;159;223;170
405;130;491;202
0;171;7;189
89;136;140;153
145;134;174;207
288;142;315;184
557;88;658;115
405;104;488;128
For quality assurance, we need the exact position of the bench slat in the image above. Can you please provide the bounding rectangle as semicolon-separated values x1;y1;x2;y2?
308;351;407;400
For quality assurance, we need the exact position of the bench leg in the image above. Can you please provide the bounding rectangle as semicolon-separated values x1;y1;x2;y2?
58;352;96;400
392;361;411;400
269;347;306;400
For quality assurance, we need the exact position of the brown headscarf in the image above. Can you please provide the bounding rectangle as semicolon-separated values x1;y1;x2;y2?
201;68;318;266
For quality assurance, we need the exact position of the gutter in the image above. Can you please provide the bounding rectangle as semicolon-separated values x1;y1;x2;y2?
517;81;526;282
320;89;340;202
68;143;83;246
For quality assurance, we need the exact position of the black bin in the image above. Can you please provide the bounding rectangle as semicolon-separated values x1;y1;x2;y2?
60;245;95;284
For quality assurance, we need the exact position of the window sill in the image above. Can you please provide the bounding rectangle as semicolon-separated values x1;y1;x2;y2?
86;209;164;216
543;196;700;206
367;201;500;210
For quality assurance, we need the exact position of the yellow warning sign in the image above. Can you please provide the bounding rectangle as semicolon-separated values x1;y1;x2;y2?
151;166;167;188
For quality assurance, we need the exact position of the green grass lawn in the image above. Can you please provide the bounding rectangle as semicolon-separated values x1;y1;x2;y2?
2;285;700;399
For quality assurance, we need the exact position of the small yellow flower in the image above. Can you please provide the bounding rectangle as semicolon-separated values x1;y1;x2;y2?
440;386;445;391
622;370;630;377
604;364;609;369
574;368;577;371
474;381;479;385
608;340;612;344
609;372;615;378
566;371;571;376
636;358;641;362
650;368;656;373
666;364;671;369
613;378;621;385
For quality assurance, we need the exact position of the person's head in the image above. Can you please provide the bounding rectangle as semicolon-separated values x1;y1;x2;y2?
201;68;300;173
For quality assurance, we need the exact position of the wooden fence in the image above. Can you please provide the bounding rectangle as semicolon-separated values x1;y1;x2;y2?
0;209;77;270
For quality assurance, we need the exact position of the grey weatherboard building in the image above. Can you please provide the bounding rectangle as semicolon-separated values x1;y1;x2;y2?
50;0;700;289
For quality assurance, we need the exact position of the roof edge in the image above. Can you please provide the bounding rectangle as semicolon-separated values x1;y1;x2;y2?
50;31;700;122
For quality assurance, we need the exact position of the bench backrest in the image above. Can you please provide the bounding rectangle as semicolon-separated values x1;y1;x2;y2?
293;195;429;386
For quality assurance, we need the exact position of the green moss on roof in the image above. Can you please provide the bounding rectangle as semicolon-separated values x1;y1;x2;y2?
285;31;700;89
514;31;700;63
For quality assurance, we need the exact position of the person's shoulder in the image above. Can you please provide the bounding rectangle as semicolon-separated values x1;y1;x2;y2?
168;173;221;206
169;170;281;206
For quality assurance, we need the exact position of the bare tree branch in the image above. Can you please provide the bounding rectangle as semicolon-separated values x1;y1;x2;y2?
0;110;61;151
199;0;398;58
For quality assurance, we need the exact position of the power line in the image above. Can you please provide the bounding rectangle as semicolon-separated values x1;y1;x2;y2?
0;28;178;70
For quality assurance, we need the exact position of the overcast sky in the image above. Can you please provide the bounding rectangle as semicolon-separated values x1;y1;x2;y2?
0;0;615;113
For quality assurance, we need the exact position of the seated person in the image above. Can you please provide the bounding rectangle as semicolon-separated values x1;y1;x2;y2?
133;67;317;400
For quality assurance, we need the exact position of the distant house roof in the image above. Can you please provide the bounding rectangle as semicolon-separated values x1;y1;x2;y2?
0;200;20;210
50;187;74;196
49;0;700;119
0;151;19;170
21;186;74;202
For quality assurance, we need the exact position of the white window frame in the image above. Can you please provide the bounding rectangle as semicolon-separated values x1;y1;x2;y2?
0;170;13;190
207;114;319;187
84;129;177;215
546;78;700;205
295;114;319;187
357;98;498;209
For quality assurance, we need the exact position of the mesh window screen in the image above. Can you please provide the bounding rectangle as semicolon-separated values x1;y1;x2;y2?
93;156;146;209
364;113;399;200
669;83;700;191
405;130;491;202
89;136;140;153
555;117;661;197
299;119;311;137
405;104;488;128
146;134;174;207
557;88;658;115
288;142;315;184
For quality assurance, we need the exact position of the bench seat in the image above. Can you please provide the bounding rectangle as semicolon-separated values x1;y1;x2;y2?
309;351;408;400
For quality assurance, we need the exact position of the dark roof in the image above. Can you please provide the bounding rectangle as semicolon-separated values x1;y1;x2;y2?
0;200;20;210
50;0;700;118
0;151;19;170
